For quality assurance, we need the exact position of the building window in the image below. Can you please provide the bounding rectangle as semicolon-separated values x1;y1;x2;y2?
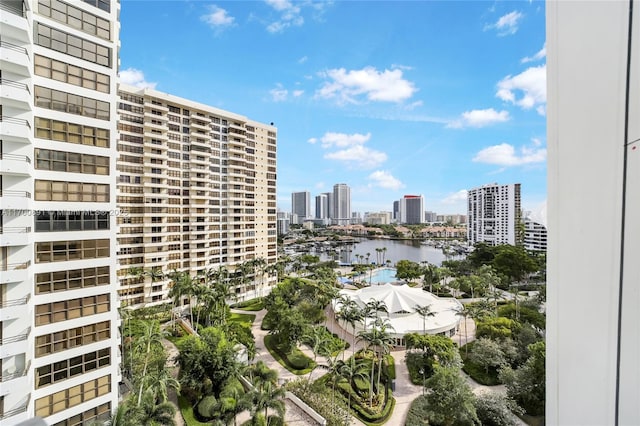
35;55;110;93
36;348;110;388
35;23;111;67
35;180;110;202
35;149;110;175
35;86;110;120
35;239;110;263
35;375;110;418
38;0;111;41
35;266;110;294
35;211;110;232
35;294;110;326
35;117;110;147
51;402;111;426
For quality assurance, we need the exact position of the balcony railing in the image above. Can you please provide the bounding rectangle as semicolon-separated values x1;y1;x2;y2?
0;260;30;271
0;394;30;421
0;327;30;345
0;293;30;308
0;78;30;93
0;116;31;128
0;39;28;56
0;360;30;383
0;190;31;198
0;0;27;18
0;153;30;163
0;226;31;234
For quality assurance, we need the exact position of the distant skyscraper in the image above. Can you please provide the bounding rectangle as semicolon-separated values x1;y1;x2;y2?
332;183;351;225
393;200;400;221
425;211;438;223
315;194;329;219
324;191;334;219
399;195;425;224
467;183;522;246
291;191;311;224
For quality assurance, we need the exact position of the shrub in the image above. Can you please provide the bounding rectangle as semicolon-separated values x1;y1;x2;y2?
263;334;315;375
385;355;396;380
196;395;217;420
178;395;210;426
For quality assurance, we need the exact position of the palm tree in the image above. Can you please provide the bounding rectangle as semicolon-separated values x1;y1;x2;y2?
143;364;180;403
135;321;166;405
381;247;387;265
357;318;394;409
455;304;472;354
414;303;436;334
131;389;176;426
338;357;369;415
250;381;286;425
253;257;267;298
247;360;278;389
304;325;330;363
366;299;388;322
218;388;253;426
341;301;362;356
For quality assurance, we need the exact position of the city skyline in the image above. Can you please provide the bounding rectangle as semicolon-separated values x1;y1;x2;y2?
119;1;547;220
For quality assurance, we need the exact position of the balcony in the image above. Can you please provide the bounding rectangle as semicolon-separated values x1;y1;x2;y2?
0;261;30;284
0;327;31;358
0;78;30;109
0;152;31;175
0;39;30;75
0;293;30;321
0;115;31;143
0;226;30;247
0;189;31;210
0;1;29;40
0;360;29;396
0;394;30;424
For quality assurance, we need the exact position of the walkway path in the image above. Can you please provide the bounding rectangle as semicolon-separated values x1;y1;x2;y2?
161;338;185;426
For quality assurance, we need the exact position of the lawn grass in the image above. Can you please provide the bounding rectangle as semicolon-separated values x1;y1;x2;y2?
228;312;256;325
263;334;316;375
178;395;210;426
231;298;265;311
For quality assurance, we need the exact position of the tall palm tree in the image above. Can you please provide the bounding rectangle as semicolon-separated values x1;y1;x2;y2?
342;301;362;356
131;389;176;426
455;304;472;353
381;247;387;265
366;299;388;323
247;360;278;389
414;303;436;334
250;381;286;425
143;366;180;403
337;357;369;415
135;321;166;405
253;257;267;297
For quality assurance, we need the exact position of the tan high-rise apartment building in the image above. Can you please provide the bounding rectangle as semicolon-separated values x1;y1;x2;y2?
116;85;278;307
1;0;120;424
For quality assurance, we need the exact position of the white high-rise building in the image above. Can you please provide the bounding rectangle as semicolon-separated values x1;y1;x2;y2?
547;1;640;424
315;193;328;219
290;191;310;224
116;85;278;307
332;183;350;225
467;183;521;246
523;218;547;252
399;195;424;224
323;191;333;219
1;1;120;424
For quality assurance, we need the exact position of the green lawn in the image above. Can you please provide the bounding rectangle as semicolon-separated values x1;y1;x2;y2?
178;395;210;426
228;312;256;325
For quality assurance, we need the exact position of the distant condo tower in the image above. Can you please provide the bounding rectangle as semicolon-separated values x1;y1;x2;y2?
291;191;311;224
332;183;351;225
467;183;521;246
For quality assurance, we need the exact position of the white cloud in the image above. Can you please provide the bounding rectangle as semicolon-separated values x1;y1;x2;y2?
292;89;304;97
448;108;510;128
316;66;417;104
496;65;546;113
298;55;308;64
314;181;325;190
269;84;288;102
324;145;387;169
485;11;524;36
201;5;235;32
265;0;304;33
521;43;546;63
473;141;546;166
119;68;157;89
442;190;468;204
313;132;371;148
368;170;404;190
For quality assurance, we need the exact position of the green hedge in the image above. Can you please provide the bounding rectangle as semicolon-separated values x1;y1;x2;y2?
178;395;210;426
335;383;395;425
385;355;396;380
263;334;316;375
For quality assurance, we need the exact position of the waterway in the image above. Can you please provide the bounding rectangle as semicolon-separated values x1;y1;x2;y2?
315;238;464;267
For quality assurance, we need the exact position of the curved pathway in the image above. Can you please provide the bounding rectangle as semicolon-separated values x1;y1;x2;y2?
161;338;185;426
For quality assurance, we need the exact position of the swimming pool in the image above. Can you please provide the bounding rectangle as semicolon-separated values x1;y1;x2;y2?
365;268;401;285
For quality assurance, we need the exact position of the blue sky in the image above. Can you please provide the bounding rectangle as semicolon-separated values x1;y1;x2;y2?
119;0;547;222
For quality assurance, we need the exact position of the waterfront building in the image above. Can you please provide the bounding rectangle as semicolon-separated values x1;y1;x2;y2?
116;84;278;307
365;211;392;225
0;0;120;424
291;191;310;225
399;195;424;224
424;210;437;223
467;183;521;246
332;183;351;226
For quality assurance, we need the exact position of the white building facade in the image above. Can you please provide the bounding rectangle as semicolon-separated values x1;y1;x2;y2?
332;183;350;225
399;195;424;224
1;0;120;424
523;218;547;253
547;1;640;424
467;183;521;246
